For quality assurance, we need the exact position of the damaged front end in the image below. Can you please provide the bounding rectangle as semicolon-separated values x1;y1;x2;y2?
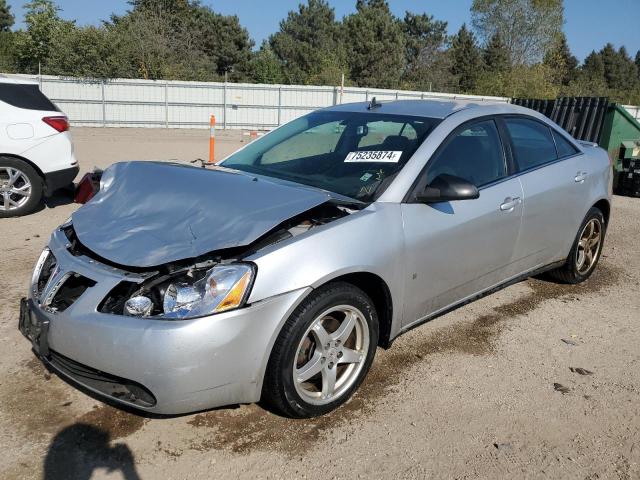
63;200;353;320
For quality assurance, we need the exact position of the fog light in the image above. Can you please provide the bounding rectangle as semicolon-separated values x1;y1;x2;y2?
124;296;153;316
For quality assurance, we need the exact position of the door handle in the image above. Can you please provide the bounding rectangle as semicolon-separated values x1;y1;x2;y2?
575;171;588;183
500;196;521;211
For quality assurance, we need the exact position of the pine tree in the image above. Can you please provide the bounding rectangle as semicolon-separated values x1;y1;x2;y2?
450;24;482;92
402;12;448;67
269;0;345;85
543;33;578;85
582;50;605;83
0;0;14;31
343;0;406;88
636;50;640;81
483;32;510;73
600;43;636;90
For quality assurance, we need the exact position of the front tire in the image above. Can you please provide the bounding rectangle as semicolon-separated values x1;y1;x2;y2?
262;282;379;418
548;207;606;284
0;157;43;218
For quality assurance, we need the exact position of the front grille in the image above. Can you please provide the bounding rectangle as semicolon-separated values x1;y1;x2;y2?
49;350;156;407
49;274;96;312
33;248;95;312
35;250;57;298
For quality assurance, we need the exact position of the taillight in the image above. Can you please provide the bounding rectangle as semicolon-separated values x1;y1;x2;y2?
42;116;69;133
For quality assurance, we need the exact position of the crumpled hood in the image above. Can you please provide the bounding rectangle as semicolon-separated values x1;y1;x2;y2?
71;161;333;267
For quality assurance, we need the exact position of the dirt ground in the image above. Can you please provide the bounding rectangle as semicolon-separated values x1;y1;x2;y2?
1;127;639;480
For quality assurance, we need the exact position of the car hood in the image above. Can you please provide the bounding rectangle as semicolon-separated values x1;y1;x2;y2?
71;161;334;268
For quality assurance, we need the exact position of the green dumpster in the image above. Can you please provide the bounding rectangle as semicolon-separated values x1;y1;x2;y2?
598;105;640;186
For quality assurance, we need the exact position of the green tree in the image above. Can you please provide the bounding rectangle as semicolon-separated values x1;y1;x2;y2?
190;6;254;79
450;24;482;92
402;12;447;67
401;11;450;89
247;45;285;84
471;0;564;65
14;0;72;73
582;50;605;82
106;1;253;81
483;32;510;73
46;25;118;78
0;0;14;31
0;31;16;72
636;50;640;81
543;33;578;86
268;0;345;85
127;0;191;13
599;43;637;90
475;63;558;98
343;0;405;88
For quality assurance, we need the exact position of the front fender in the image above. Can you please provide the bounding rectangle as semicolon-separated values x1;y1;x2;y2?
247;202;406;336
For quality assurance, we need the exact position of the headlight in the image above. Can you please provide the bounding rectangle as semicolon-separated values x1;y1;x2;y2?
160;263;254;319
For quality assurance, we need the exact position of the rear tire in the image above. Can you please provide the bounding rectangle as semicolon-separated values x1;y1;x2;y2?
0;157;43;218
548;207;606;284
262;282;379;418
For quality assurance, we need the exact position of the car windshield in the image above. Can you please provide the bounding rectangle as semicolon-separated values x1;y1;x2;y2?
221;110;440;201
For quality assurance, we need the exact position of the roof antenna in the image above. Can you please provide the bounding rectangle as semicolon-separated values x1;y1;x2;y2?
367;97;382;110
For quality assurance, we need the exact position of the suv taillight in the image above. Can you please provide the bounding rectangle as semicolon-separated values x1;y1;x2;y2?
42;116;69;133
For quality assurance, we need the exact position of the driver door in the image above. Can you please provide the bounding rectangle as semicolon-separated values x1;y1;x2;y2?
400;119;524;327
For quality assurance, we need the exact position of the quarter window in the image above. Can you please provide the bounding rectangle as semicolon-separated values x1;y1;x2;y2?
0;83;59;111
425;120;506;187
505;118;557;171
552;129;579;158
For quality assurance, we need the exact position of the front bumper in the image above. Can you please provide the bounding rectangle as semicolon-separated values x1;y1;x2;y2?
19;227;310;414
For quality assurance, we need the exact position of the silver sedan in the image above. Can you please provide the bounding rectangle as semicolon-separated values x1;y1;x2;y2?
20;99;612;418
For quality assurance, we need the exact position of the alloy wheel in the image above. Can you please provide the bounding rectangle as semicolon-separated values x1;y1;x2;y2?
575;218;602;275
0;167;32;211
293;305;370;405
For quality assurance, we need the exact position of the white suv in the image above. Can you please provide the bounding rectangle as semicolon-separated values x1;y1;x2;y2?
0;77;78;217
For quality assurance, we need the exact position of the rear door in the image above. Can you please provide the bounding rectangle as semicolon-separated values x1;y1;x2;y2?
401;118;523;326
501;116;586;269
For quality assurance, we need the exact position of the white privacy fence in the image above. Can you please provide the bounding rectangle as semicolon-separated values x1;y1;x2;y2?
3;74;509;130
3;73;639;130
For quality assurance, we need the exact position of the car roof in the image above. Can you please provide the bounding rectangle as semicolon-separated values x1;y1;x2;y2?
0;75;39;86
323;98;532;120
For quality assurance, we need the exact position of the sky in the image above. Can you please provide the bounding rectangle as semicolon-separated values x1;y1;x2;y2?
6;0;640;62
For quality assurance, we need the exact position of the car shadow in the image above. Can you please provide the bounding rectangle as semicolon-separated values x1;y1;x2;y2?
43;186;76;210
43;423;141;480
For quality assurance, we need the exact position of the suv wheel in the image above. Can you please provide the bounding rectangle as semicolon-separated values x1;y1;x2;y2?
548;207;606;284
0;157;42;217
262;282;379;418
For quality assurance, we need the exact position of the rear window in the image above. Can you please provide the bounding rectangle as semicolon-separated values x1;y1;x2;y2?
0;83;59;111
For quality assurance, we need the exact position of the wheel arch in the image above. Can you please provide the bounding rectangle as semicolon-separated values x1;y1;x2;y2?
315;271;395;349
592;198;610;226
0;153;46;182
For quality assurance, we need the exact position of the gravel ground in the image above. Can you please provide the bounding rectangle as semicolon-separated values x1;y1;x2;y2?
1;128;639;480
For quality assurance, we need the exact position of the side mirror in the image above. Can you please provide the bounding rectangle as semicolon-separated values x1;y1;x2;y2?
415;174;479;203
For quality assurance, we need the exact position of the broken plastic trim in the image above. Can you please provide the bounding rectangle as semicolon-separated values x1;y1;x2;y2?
80;201;351;316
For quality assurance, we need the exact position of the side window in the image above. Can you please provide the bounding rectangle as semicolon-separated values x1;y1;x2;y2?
505;118;557;171
425;120;506;187
261;120;344;164
0;83;59;111
552;129;579;158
